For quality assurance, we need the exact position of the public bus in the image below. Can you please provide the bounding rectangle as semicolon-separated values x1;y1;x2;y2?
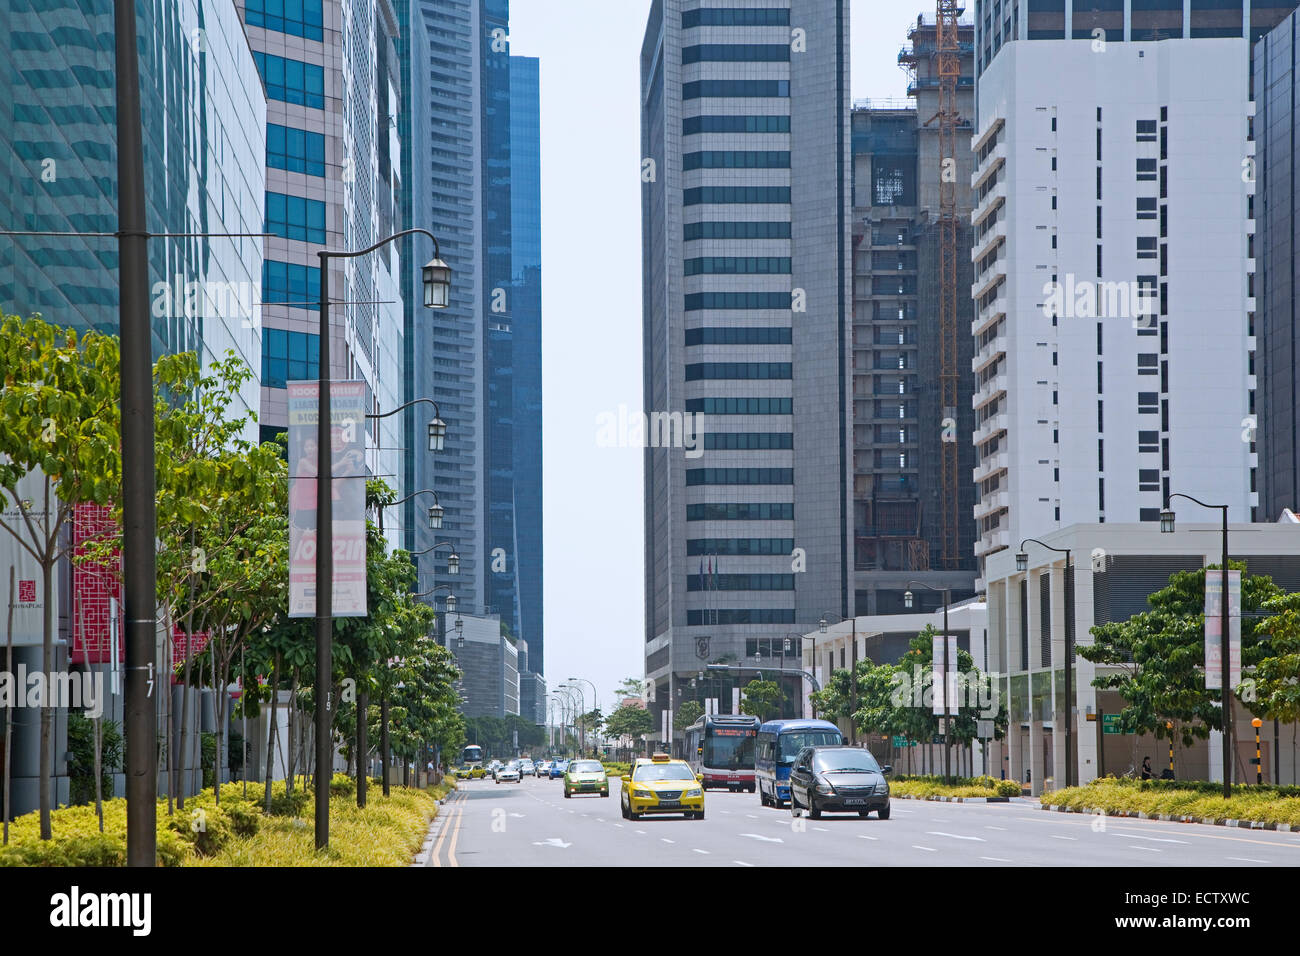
755;718;844;807
461;744;484;769
684;714;761;792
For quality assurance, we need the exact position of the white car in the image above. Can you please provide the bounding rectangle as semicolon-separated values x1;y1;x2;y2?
495;764;522;784
519;759;536;777
534;760;551;777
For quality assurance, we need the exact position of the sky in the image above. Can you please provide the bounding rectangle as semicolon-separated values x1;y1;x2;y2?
507;0;935;717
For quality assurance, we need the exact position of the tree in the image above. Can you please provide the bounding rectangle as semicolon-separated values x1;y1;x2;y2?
0;315;120;839
604;703;654;744
673;700;703;732
614;677;646;702
1253;591;1300;724
739;679;781;721
1082;562;1281;751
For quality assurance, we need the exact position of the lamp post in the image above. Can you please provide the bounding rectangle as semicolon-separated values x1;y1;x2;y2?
568;677;599;754
904;583;954;783
557;686;581;757
315;228;449;849
372;488;444;537
562;684;587;756
408;541;460;575
1160;493;1233;799
1015;539;1076;788
365;396;447;453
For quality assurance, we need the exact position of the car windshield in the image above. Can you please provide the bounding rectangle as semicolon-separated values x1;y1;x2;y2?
632;763;696;783
812;749;881;773
570;761;603;774
704;729;756;770
777;730;842;763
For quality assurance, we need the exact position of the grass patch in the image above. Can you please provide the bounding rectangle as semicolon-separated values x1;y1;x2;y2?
889;774;1022;799
1042;777;1300;826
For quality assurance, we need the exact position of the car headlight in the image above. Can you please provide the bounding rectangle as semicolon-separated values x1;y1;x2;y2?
814;775;836;795
685;788;702;798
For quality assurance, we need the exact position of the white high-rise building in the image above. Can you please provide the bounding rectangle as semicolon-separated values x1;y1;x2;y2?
969;39;1256;588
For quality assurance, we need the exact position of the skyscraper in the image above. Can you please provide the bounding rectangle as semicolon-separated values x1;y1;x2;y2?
640;0;852;744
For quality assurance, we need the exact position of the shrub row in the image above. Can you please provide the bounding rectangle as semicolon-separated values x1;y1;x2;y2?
1043;776;1300;826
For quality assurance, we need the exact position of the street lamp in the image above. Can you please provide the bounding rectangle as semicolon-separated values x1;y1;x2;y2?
315;227;448;850
365;397;447;453
1016;538;1077;788
905;582;954;783
1161;492;1233;799
410;540;459;574
372;488;442;536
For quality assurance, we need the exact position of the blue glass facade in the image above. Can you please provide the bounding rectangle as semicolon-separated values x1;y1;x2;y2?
509;55;543;672
0;0;266;424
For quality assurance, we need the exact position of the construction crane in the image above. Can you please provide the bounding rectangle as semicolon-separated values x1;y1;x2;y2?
935;0;961;569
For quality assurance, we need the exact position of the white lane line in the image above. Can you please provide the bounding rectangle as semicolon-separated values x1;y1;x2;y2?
1125;834;1189;844
693;848;710;855
1050;835;1077;841
980;856;1013;862
635;829;646;835
857;834;878;841
813;827;829;832
661;838;675;844
926;831;986;842
912;845;939;852
985;826;1007;831
1130;846;1161;852
740;832;784;843
1227;856;1268;863
733;860;755;867
745;814;758;819
613;823;623;828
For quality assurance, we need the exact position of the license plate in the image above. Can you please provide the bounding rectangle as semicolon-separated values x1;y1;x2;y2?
845;799;867;805
658;801;680;808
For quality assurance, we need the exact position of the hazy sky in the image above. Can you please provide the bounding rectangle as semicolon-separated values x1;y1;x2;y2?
507;0;933;716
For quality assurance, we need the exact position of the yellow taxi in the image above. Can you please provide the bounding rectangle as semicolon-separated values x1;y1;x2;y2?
619;753;705;820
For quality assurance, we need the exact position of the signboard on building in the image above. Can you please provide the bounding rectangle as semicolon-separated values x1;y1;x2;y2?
1203;569;1241;689
0;472;59;648
287;380;368;617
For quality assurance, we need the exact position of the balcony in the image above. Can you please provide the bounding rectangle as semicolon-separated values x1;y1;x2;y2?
972;450;1008;485
972;372;1007;412
972;300;1005;339
971;139;1006;192
973;529;1009;558
972;335;1006;376
971;180;1005;229
971;214;1005;264
972;411;1008;446
974;490;1008;521
971;255;1006;302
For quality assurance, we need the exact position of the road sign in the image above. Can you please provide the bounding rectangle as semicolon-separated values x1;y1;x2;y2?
1101;714;1129;735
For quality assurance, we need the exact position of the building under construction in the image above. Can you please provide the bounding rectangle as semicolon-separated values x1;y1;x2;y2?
849;14;978;614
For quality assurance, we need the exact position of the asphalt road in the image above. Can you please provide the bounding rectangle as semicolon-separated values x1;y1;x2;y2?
424;776;1300;867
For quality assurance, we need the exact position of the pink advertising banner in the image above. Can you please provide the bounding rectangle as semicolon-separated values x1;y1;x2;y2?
287;380;368;617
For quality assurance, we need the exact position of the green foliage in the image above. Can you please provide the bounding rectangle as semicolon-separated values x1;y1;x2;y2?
166;803;232;857
603;703;654;741
739;679;781;721
1045;777;1300;826
673;700;704;731
1082;563;1282;746
200;732;218;789
1253;591;1300;723
66;714;123;806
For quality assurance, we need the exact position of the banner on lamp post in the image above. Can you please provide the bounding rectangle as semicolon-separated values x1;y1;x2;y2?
287;380;369;618
1204;569;1241;690
932;635;959;716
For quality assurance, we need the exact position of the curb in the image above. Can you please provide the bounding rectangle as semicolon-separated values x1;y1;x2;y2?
895;793;1011;804
1040;803;1294;832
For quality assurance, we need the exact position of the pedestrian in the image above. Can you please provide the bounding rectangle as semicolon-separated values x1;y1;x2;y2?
1140;756;1152;780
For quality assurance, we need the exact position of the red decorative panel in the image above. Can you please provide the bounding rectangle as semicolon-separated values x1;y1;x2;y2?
171;628;211;684
70;503;122;664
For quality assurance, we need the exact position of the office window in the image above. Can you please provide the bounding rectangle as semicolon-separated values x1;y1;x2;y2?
1139;507;1162;522
1138;392;1159;414
683;79;790;99
683;151;791;170
684;362;792;380
1137;237;1157;259
1136;197;1158;220
683;115;791;135
684;221;791;240
685;291;789;310
681;44;791;63
685;397;793;415
262;328;319;388
265;191;326;243
685;326;791;345
1137;353;1158;375
682;8;791;26
1138;430;1159;453
263;260;320;308
684;257;791;276
245;0;324;40
267;124;326;177
1136;120;1157;142
703;432;794;450
1138;469;1160;491
253;52;324;109
684;186;791;205
1136;158;1157;181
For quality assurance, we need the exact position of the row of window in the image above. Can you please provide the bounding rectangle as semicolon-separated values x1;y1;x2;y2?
262;328;319;388
687;609;796;625
685;397;792;415
685;469;793;486
682;44;791;63
686;502;794;521
686;573;795;592
265;191;327;243
244;0;323;41
683;80;790;99
253;52;324;110
685;291;790;311
687;538;794;555
684;220;790;240
682;8;790;27
684;185;790;205
685;362;791;380
267;123;326;177
703;432;793;450
685;326;791;345
263;260;320;307
683;115;790;135
685;256;791;276
683;150;790;170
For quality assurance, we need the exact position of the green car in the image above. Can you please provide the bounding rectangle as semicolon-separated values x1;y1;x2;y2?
563;759;610;798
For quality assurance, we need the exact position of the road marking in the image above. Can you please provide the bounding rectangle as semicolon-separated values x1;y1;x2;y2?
926;831;986;842
661;838;675;844
1130;845;1161;852
813;827;829;832
1050;835;1077;841
693;848;710;855
745;814;758;819
1227;856;1268;863
613;823;623;828
447;798;465;868
857;834;878;841
635;829;646;834
531;837;571;848
740;832;783;843
912;845;938;852
733;860;755;867
980;856;1013;862
1123;834;1189;844
985;826;1007;831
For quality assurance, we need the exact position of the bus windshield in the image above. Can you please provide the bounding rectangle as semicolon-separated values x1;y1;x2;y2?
777;730;842;763
704;730;756;770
